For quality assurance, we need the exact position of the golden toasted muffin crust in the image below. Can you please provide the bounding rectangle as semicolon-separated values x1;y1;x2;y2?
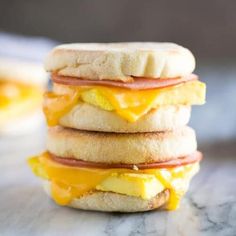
47;126;197;164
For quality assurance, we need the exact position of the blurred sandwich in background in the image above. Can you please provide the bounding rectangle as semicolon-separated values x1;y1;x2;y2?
0;58;48;135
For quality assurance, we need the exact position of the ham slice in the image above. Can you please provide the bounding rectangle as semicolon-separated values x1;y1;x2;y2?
52;74;198;90
50;151;202;169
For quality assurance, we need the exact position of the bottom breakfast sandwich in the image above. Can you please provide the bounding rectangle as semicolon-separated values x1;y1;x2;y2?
28;126;201;212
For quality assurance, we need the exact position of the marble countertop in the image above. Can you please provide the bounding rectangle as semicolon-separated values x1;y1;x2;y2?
0;129;236;236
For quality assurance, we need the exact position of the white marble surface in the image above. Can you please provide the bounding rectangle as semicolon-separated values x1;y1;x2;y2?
0;128;236;236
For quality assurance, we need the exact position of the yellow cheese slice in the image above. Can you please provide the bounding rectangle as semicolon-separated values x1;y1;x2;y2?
44;80;206;125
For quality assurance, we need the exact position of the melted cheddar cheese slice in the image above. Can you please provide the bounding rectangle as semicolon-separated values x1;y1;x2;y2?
43;80;206;125
28;153;200;210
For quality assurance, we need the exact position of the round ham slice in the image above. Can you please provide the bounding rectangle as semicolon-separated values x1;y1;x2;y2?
50;151;202;169
52;74;198;90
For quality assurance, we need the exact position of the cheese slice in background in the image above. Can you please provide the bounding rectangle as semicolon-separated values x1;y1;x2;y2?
0;58;48;135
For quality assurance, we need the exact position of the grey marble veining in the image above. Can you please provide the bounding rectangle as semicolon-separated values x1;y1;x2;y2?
0;130;236;236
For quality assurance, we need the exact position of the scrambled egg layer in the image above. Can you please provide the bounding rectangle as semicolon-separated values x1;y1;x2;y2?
44;80;206;125
28;153;200;210
0;80;43;125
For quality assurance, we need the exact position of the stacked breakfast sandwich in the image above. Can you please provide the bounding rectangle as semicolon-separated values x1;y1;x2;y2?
28;43;206;212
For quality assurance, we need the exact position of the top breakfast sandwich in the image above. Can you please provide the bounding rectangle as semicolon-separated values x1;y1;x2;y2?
43;43;205;132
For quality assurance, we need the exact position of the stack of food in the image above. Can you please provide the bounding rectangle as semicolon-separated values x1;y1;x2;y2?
0;58;48;135
28;43;206;212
